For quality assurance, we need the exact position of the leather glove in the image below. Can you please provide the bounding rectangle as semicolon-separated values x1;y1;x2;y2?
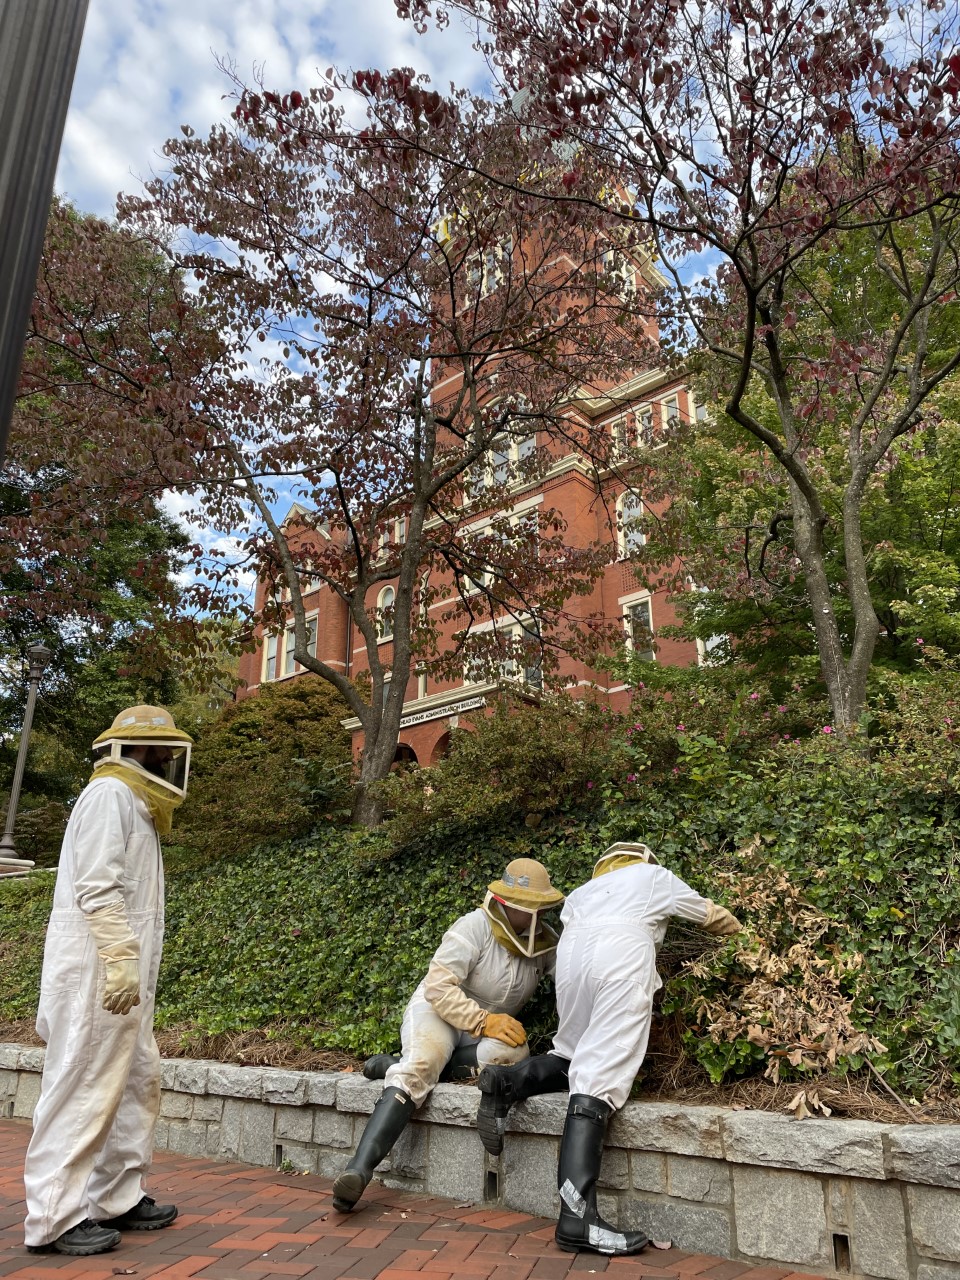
86;901;142;1016
703;900;743;937
482;1013;527;1047
103;959;141;1015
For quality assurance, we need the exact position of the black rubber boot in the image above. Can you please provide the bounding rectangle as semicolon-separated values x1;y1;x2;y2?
362;1054;400;1080
332;1086;416;1211
101;1195;178;1231
26;1220;121;1256
476;1052;570;1155
555;1094;649;1256
439;1043;479;1082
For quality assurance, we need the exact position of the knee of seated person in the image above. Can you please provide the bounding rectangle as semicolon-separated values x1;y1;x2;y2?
476;1037;531;1068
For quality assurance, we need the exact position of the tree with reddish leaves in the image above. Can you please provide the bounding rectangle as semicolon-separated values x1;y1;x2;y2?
398;0;960;729
122;82;653;824
3;197;216;664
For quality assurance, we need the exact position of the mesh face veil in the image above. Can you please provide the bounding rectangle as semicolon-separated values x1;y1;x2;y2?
483;858;565;957
592;841;659;879
91;706;194;800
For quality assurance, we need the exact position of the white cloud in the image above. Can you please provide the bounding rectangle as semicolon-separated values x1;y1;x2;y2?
58;0;490;218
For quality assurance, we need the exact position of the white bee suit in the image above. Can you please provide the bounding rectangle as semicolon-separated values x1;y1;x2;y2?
552;864;712;1110
386;909;555;1105
23;777;165;1247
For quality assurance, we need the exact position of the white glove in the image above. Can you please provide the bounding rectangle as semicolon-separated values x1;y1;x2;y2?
86;901;142;1016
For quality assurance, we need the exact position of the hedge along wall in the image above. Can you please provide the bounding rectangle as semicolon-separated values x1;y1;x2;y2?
3;1046;960;1280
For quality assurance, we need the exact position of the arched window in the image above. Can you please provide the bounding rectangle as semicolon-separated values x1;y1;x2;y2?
377;586;396;641
616;490;645;556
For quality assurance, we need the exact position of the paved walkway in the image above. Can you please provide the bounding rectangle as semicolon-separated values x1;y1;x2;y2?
0;1120;825;1280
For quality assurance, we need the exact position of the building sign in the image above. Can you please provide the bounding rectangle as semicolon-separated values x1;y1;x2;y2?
400;695;487;729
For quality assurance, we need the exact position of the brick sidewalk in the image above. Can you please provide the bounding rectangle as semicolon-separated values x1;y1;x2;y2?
0;1120;826;1280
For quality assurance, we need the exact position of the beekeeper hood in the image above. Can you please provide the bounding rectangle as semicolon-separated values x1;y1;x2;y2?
592;840;659;878
90;705;194;835
483;858;565;957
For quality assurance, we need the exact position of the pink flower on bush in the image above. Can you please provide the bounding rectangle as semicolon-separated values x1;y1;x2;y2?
626;773;637;783
822;725;834;734
917;637;925;646
777;705;787;713
586;781;595;790
676;723;686;732
672;766;680;774
749;692;759;700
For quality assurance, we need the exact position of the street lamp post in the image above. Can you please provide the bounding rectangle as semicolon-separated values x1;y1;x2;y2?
0;642;52;869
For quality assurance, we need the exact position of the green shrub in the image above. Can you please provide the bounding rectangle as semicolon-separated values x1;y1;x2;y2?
173;676;353;865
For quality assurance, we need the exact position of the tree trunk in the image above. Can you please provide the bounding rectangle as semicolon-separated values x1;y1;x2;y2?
351;779;385;827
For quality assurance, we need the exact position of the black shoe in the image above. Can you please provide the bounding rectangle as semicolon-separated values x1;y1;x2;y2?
439;1042;479;1082
332;1086;416;1211
362;1054;400;1081
101;1195;178;1231
476;1052;570;1156
554;1094;649;1256
26;1219;121;1255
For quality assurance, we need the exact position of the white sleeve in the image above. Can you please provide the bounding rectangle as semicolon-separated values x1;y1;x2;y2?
71;782;134;915
421;914;489;1034
664;869;712;925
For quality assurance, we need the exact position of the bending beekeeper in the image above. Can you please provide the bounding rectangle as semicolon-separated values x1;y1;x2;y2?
23;706;194;1257
332;858;564;1213
475;842;742;1258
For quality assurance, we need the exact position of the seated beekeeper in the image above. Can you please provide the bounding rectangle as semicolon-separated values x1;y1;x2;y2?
23;706;193;1257
474;842;743;1258
331;857;564;1213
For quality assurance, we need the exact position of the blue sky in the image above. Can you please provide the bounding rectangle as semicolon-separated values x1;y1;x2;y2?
58;0;488;220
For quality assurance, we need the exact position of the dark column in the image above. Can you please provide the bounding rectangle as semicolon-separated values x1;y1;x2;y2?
0;0;89;466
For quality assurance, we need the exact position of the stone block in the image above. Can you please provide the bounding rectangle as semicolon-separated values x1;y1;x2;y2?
425;1123;487;1203
316;1147;350;1180
219;1098;245;1160
851;1179;909;1280
276;1141;317;1174
631;1150;667;1193
732;1166;830;1268
722;1112;888;1178
154;1119;170;1150
165;1121;208;1158
18;1047;45;1071
160;1090;194;1119
620;1196;733;1257
890;1128;960;1190
507;1094;567;1137
206;1124;222;1154
609;1102;725;1158
419;1083;479;1128
335;1075;381;1114
501;1133;560;1217
207;1064;263;1099
305;1072;338;1105
13;1072;41;1119
160;1060;178;1090
237;1101;278;1167
174;1060;210;1095
908;1186;960;1262
275;1105;313;1142
918;1265;960;1280
0;1068;18;1099
260;1068;308;1106
0;1044;21;1069
313;1108;355;1150
390;1119;429;1178
667;1155;731;1204
192;1095;223;1122
599;1147;630;1190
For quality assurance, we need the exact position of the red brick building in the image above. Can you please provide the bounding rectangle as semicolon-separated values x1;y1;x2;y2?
237;364;706;765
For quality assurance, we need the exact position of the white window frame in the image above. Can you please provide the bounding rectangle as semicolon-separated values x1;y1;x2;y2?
262;611;319;682
620;591;656;663
616;489;646;557
376;586;396;642
661;393;681;431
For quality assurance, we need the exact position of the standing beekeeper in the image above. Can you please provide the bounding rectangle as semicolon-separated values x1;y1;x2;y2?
332;858;564;1213
475;842;743;1258
23;706;194;1257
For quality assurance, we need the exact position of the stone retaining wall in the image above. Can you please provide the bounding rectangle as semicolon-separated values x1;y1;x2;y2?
3;1043;959;1280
